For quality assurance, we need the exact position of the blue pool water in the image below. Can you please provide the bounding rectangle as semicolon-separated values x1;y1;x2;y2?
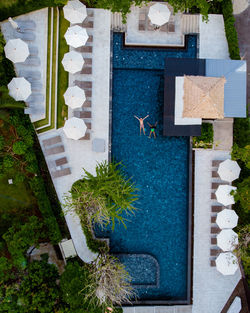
95;33;197;301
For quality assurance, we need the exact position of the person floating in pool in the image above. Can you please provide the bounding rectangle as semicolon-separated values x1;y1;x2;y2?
134;115;149;135
147;121;158;139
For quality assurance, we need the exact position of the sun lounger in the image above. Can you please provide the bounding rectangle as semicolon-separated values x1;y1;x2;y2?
51;167;71;179
45;145;65;156
210;248;221;256
212;206;223;213
211;182;227;189
138;13;146;31
211;216;216;223
24;57;41;66
85;90;92;98
55;157;68;166
74;111;92;119
84;58;92;65
18;20;36;31
87;35;93;43
210;260;216;267
73;80;92;88
76;46;92;53
212;171;220;178
79;132;90;140
211;193;216;200
80;67;92;75
167;22;175;33
211;237;217;245
19;70;41;80
29;46;38;56
16;31;36;41
211;227;220;234
31;81;43;92
42;136;62;147
212;160;223;167
81;20;93;28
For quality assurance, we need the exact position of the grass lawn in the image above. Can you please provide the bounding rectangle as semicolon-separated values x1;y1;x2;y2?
57;7;69;129
34;8;52;130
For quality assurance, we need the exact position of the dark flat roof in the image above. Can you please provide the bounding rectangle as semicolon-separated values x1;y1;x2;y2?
163;58;205;137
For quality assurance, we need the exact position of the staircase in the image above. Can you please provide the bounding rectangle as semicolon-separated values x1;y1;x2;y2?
181;14;200;34
111;12;127;32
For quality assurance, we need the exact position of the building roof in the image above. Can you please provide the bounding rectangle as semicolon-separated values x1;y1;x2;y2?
182;75;226;119
205;59;247;118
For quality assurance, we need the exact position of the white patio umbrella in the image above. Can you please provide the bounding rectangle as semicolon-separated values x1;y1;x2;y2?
4;39;29;63
8;77;31;101
215;185;237;206
63;0;87;24
216;209;239;229
216;252;238;275
218;159;241;182
64;25;89;48
148;3;171;26
63;117;87;140
64;86;86;109
217;229;238;252
62;51;84;74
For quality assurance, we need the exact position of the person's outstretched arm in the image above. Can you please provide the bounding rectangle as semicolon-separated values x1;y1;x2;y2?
143;115;149;120
155;121;158;126
134;115;139;120
147;122;152;127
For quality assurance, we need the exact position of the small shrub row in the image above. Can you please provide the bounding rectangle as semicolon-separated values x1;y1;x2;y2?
0;0;67;22
193;122;214;149
221;0;241;60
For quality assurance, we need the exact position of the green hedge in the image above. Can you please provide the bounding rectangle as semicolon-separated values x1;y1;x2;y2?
193;123;214;149
0;0;67;22
221;0;241;60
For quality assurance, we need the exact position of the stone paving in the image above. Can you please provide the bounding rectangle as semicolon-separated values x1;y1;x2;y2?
234;5;250;107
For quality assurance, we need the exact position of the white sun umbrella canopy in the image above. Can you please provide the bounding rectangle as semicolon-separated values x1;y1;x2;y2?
4;39;29;63
215;185;237;206
64;86;86;109
64;25;89;48
216;252;238;275
148;3;171;26
217;229;238;252
218;159;241;182
63;117;87;140
62;51;84;74
8;77;31;101
63;0;87;24
216;209;239;229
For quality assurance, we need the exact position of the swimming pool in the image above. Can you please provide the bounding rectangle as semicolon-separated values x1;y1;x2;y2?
95;33;197;303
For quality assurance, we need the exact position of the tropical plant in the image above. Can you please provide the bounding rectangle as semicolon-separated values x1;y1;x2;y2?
235;225;250;284
65;161;138;230
232;144;250;169
3;216;46;268
193;122;214;149
233;176;250;212
19;254;60;312
85;253;135;307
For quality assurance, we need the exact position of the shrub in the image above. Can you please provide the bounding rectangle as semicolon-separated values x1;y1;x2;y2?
3;216;46;268
3;155;14;169
19;254;60;312
0;257;14;284
221;0;240;60
193;123;214;149
12;140;27;155
13;172;26;184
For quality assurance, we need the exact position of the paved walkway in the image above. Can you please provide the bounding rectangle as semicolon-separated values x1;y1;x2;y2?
38;9;111;263
192;150;241;313
213;118;233;151
234;5;250;107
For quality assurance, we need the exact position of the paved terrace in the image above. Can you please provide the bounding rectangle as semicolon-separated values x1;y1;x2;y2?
38;9;111;263
1;9;48;122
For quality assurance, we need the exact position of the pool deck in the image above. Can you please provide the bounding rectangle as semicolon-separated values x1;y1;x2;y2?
38;9;111;263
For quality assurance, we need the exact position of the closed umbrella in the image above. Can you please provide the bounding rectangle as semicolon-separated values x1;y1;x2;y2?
64;86;86;109
4;39;29;63
218;159;241;182
8;77;31;101
216;209;238;229
148;3;171;26
215;185;237;206
64;25;88;48
63;117;87;140
63;0;87;24
62;51;84;74
8;17;19;30
216;252;238;275
217;229;238;251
